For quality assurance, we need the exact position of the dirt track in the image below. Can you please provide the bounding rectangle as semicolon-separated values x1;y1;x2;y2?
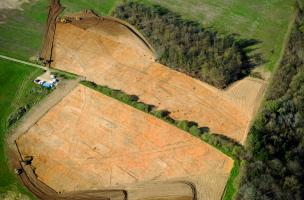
51;13;266;143
39;0;64;64
16;85;233;200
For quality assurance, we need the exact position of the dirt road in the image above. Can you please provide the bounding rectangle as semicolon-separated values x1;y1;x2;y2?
39;0;64;64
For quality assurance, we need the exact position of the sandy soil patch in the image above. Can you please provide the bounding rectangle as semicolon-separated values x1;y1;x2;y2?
16;85;233;200
52;16;266;143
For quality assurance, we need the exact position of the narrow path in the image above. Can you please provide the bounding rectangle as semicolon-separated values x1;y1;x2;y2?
0;54;47;70
273;8;297;72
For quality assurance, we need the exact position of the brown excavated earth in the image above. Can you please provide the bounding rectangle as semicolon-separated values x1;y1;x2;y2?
16;85;233;200
51;14;266;144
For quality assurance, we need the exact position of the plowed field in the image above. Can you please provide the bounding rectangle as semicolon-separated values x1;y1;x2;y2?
17;85;233;200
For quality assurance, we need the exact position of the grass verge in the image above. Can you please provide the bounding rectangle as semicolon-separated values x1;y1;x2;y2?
222;162;240;200
0;59;51;198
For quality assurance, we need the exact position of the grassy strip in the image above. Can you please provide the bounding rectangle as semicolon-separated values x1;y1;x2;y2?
222;162;240;200
201;134;243;200
0;60;52;199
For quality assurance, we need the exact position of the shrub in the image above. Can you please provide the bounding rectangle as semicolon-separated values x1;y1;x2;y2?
134;102;151;112
8;106;28;126
176;120;191;131
150;109;169;118
189;125;201;137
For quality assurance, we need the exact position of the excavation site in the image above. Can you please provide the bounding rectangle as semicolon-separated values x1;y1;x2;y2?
11;1;267;200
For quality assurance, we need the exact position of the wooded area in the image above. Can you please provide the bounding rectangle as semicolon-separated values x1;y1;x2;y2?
112;2;253;88
237;3;304;199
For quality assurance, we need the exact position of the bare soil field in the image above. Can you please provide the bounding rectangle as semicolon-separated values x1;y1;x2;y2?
16;85;233;200
51;14;266;143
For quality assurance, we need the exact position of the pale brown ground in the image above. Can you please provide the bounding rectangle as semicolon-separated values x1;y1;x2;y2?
52;16;267;143
0;0;29;10
0;0;30;24
17;85;233;200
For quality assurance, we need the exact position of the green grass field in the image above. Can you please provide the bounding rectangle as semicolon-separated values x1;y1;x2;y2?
134;0;296;71
0;59;49;198
0;1;47;61
60;0;120;15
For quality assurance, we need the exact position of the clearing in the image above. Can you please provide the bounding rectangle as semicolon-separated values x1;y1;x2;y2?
52;14;266;143
16;84;233;200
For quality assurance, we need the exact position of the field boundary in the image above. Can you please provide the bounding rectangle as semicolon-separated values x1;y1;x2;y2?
0;55;46;70
102;15;156;55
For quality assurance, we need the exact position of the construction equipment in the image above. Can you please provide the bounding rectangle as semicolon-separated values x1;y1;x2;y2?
60;17;68;23
22;156;33;165
14;168;23;175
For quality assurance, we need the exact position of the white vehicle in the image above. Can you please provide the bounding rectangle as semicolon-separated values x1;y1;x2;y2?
38;80;45;85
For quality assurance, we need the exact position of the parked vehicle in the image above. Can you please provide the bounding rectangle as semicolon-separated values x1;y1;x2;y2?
34;79;40;84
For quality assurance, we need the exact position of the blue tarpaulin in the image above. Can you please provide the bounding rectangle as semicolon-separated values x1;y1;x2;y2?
42;82;53;88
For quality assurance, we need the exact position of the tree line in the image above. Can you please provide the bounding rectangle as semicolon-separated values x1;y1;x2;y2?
112;1;253;89
236;4;304;200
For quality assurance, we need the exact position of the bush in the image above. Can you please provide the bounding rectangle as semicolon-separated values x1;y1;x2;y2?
250;72;263;80
150;109;169;118
189;125;201;137
8;106;28;126
176;120;191;131
133;102;150;112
